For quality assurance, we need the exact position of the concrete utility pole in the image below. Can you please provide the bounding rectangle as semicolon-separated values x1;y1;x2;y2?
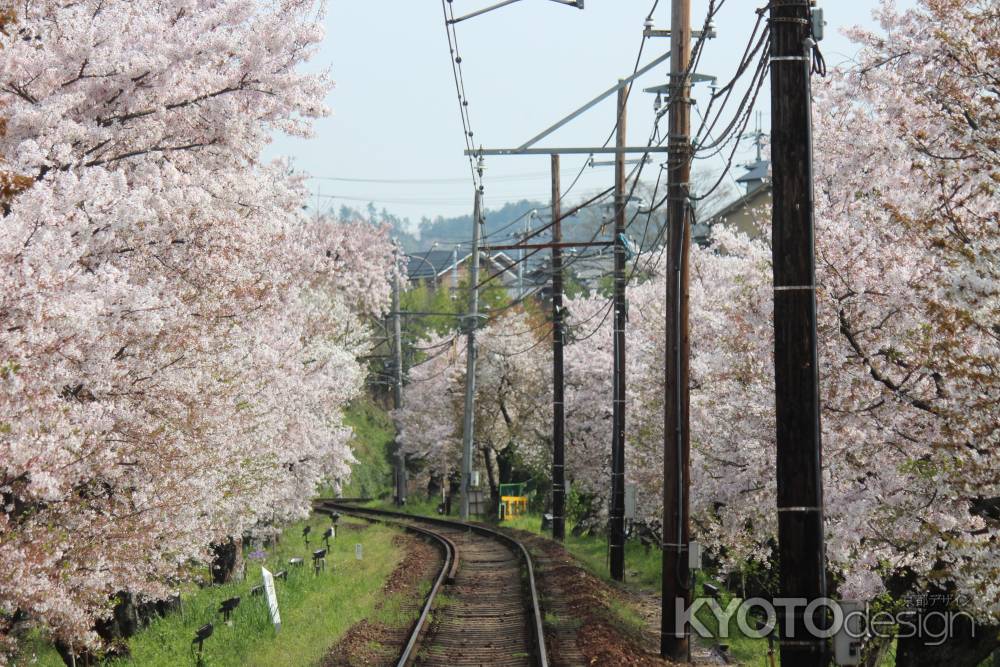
662;0;693;658
550;155;566;541
769;1;830;663
609;83;628;582
391;265;407;506
460;188;484;521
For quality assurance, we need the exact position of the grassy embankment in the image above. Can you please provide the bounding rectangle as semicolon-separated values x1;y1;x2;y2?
339;398;395;499
114;515;400;667
16;515;401;667
14;399;400;667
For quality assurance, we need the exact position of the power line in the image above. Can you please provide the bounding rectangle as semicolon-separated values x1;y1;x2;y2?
440;0;484;192
307;172;550;185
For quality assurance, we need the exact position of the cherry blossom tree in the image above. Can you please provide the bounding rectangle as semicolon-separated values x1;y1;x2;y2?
617;3;999;660
0;0;395;660
557;7;998;655
395;310;551;507
688;0;999;620
395;11;997;660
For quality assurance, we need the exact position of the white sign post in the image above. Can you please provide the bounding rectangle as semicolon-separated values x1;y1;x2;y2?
261;567;281;632
355;543;363;560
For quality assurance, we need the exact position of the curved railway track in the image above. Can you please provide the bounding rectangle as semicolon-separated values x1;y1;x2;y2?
316;501;548;667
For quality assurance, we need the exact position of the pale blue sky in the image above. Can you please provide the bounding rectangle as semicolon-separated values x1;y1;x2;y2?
267;0;917;226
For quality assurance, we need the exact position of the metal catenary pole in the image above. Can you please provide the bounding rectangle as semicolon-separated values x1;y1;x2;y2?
550;154;566;541
463;62;671;558
770;1;830;663
460;188;484;521
609;83;628;582
391;265;407;506
662;0;693;657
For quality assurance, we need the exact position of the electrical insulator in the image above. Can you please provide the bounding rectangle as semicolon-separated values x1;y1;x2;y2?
654;93;662;112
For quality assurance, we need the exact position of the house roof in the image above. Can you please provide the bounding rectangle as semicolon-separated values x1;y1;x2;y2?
406;250;468;280
706;178;773;225
736;160;770;185
405;249;520;283
694;177;773;246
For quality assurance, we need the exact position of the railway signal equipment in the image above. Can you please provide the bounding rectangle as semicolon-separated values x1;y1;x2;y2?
312;548;327;575
218;597;240;624
192;623;213;666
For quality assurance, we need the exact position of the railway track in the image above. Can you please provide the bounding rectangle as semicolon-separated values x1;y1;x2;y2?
316;501;549;667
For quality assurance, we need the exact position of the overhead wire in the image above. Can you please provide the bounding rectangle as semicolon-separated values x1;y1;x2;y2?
440;0;483;192
307;172;550;185
413;0;751;358
533;0;736;346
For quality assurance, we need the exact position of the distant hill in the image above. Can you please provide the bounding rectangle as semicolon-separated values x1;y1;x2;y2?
332;193;663;255
327;167;737;255
416;200;546;251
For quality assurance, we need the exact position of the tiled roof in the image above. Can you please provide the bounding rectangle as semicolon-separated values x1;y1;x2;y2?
406;250;466;280
736;160;770;185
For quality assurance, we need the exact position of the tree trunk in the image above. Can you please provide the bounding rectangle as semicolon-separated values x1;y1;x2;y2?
210;536;243;585
882;572;1000;667
481;446;499;516
445;471;461;516
427;472;442;500
895;615;998;667
497;444;514;485
56;592;166;666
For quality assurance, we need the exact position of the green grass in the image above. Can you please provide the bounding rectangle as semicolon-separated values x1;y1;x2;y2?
106;515;401;667
508;514;773;664
340;398;396;499
501;513;663;589
10;630;63;666
373;578;428;628
12;515;403;667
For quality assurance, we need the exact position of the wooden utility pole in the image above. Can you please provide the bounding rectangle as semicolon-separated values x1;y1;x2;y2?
460;188;483;521
770;1;830;663
551;154;567;541
391;266;407;506
609;84;628;582
662;0;692;658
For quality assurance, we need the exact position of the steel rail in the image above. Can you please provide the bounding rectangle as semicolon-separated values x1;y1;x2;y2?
318;500;550;667
314;503;457;667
